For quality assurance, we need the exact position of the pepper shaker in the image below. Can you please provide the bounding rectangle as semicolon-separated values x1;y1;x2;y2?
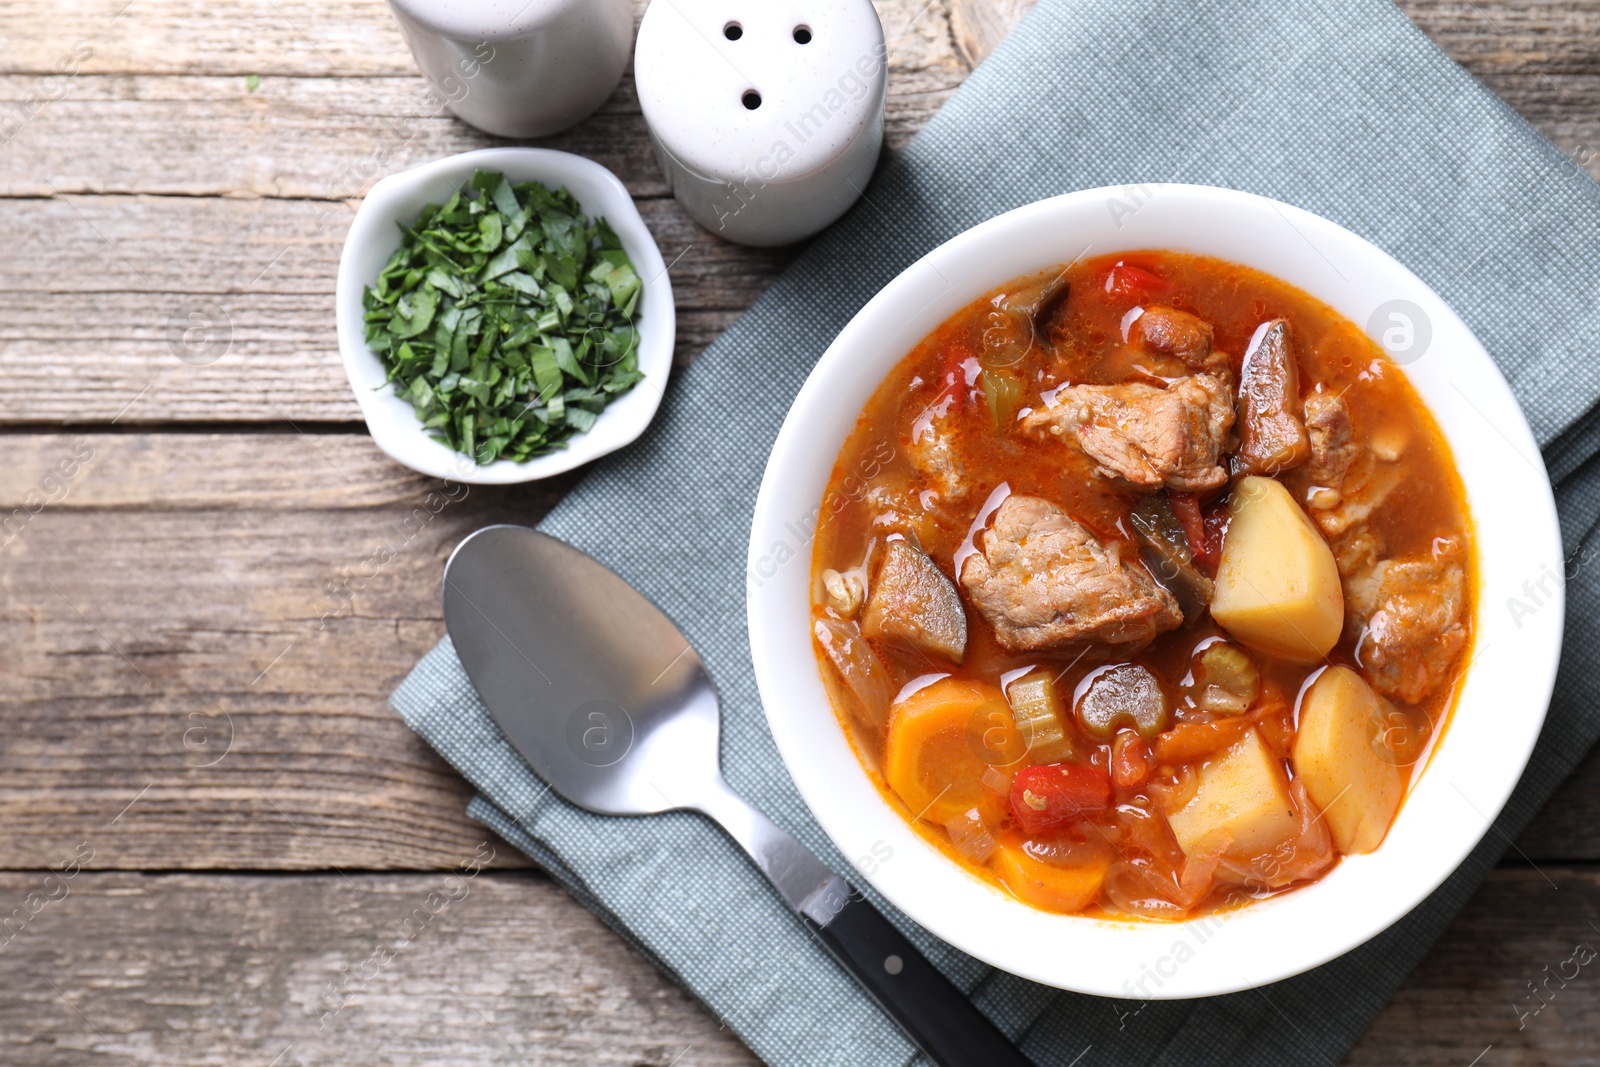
386;0;635;139
634;0;887;247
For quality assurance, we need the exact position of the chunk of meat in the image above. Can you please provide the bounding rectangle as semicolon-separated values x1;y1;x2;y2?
1234;320;1309;475
958;495;1183;652
861;540;968;664
1329;526;1382;580
1134;306;1214;367
1023;372;1235;493
1294;391;1399;538
1345;543;1470;704
1314;463;1400;538
1302;392;1361;507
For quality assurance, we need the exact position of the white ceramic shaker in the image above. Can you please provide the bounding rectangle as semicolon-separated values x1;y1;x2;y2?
386;0;635;139
634;0;887;247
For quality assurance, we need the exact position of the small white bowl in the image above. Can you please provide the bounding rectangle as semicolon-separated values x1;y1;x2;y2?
747;184;1564;998
335;148;675;484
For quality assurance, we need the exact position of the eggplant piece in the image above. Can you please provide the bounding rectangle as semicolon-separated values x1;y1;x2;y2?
1008;270;1071;342
980;272;1066;429
979;272;1072;375
1130;495;1214;622
1235;319;1310;475
861;539;969;664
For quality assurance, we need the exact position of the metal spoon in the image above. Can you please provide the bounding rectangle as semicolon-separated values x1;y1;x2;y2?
442;525;1031;1067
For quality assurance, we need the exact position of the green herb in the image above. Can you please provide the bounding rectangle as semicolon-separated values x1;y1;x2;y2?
244;74;260;92
361;169;645;465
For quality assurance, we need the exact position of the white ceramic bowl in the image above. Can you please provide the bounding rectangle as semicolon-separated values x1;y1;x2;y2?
748;184;1563;998
336;148;675;484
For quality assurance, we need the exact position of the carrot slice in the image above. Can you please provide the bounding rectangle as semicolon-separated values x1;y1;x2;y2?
991;841;1112;913
884;678;1017;825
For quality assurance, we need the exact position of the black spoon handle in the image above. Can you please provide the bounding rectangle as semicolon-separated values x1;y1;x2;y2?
801;877;1034;1067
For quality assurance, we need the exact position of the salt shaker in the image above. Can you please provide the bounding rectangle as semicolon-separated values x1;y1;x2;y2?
634;0;887;247
386;0;635;139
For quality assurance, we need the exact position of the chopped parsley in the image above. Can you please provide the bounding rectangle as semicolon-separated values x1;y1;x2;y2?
361;169;645;465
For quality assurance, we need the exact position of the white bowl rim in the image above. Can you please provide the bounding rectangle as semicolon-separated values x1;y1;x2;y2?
747;182;1564;998
334;146;675;485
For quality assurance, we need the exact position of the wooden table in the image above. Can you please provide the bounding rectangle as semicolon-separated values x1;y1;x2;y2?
1;0;1596;1062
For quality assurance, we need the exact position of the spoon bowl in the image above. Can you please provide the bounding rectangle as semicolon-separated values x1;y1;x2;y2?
443;525;721;816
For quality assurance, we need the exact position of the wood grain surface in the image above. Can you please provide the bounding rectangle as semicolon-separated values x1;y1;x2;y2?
0;0;1596;1063
0;868;1594;1067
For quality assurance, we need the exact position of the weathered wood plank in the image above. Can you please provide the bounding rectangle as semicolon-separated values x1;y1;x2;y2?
0;190;780;422
1344;868;1600;1065
947;0;1600;79
0;432;439;509
0;77;678;199
0;432;1591;871
0;0;419;78
0;61;961;201
1397;0;1600;75
0;867;1592;1066
0;0;961;202
0;433;562;870
0;870;756;1066
949;0;1037;70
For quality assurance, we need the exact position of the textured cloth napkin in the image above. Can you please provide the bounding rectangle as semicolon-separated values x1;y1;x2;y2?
392;0;1600;1062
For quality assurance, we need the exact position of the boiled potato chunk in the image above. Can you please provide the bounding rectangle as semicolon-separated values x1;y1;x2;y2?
1210;475;1343;662
1166;727;1297;861
1292;666;1402;854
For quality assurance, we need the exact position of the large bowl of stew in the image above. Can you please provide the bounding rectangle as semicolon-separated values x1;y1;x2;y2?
747;184;1563;997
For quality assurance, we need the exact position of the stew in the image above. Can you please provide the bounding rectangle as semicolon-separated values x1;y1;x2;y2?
809;251;1475;919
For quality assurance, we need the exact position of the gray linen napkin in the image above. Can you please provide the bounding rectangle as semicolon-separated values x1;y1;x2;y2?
391;0;1600;1062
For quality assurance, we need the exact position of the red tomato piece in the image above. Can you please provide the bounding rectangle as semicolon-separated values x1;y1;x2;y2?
1104;261;1165;299
1169;491;1226;575
1010;764;1112;834
937;341;975;396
